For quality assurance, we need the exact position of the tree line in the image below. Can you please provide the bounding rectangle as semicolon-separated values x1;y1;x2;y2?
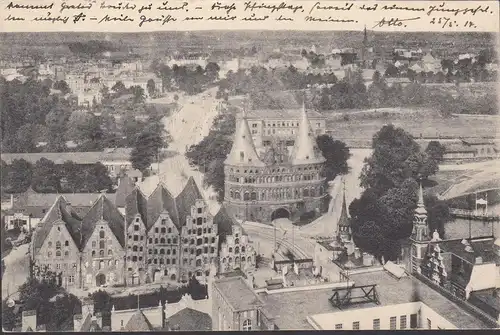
349;125;450;263
1;159;113;194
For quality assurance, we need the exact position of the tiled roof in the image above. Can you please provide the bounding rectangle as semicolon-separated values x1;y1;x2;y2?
246;109;324;120
0;152;102;165
174;177;204;228
214;276;265;311
124;310;154;331
225;114;265;167
213;205;237;245
100;147;133;161
32;196;83;255
115;176;136;208
125;187;148;227
80;195;125;250
167;308;212;331
13;187;111;209
147;183;178;230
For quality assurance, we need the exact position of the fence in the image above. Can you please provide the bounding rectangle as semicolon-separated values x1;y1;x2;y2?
413;273;498;328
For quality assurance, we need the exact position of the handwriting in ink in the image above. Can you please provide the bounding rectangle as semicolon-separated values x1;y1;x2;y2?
309;2;353;15
6;2;54;10
139;14;176;27
184;16;203;20
206;15;237;20
276;15;293;21
241;13;269;21
60;2;92;13
32;11;69;24
244;1;304;14
305;15;357;23
138;3;152;14
72;12;86;23
427;3;490;17
157;1;188;11
359;3;377;11
99;13;134;23
100;2;137;11
5;14;25;21
211;2;237;15
381;4;425;12
373;16;421;28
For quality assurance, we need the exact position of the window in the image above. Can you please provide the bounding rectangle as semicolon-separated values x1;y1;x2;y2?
56;263;61;270
134;225;139;231
133;235;138;241
427;318;432;329
198;207;202;214
65;240;69;246
133;246;138;252
149;238;153;244
352;321;360;330
99;241;105;249
99;250;104;257
48;241;52;247
64;251;69;256
99;230;105;238
172;259;176;265
161;227;166;233
390;316;397;330
56;250;61;257
56;241;61;249
335;324;343;330
92;250;96;257
161;219;166;225
410;314;418;329
160;238;165;244
242;319;252;331
92;241;96;248
173;238;177;244
373;319;380;330
160;249;165;254
155;227;159;233
139;247;143;252
400;315;407;329
155;238;158;244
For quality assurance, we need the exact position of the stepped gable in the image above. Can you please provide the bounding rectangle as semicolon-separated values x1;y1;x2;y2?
147;183;178;230
175;177;205;227
213;205;247;246
125;187;148;227
225;110;265;167
290;103;325;165
80;194;125;250
32;196;83;255
123;310;154;331
115;176;136;208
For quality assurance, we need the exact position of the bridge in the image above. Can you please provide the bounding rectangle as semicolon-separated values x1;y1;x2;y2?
449;208;500;221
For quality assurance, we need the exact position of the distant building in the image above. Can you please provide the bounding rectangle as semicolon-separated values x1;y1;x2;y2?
442;139;498;163
223;105;328;223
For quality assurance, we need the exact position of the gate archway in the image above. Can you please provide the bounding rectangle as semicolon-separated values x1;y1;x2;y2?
271;208;291;221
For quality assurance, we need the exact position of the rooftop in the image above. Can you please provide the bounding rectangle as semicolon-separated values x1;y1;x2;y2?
437;237;498;265
167;308;212;331
258;271;492;330
214;276;264;312
245;109;324;120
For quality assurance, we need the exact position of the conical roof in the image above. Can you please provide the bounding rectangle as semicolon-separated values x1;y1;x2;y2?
415;182;427;215
225;110;264;167
338;185;350;228
290;104;325;165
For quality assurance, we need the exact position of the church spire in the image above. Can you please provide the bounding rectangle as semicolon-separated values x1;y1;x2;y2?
225;107;264;167
363;25;368;45
290;103;325;165
415;180;427;215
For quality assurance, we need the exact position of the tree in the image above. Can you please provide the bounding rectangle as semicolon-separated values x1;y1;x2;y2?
425;141;446;163
45;106;70;152
61;161;84;193
146;79;156;97
13;123;38;153
32;158;61;193
316;135;350;182
130;122;168;173
53;80;70;94
111;81;127;94
4;159;33;193
83;163;113;192
203;159;225;201
205;62;220;82
130;85;146;104
424;194;451;238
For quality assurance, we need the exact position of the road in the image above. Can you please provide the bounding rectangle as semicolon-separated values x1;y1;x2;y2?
2;243;30;300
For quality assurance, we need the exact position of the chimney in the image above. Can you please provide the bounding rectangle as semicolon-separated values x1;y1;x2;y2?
22;310;37;331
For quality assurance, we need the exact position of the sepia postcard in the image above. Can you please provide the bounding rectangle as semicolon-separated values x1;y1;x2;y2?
1;0;499;331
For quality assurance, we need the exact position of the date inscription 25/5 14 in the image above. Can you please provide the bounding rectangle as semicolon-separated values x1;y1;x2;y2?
430;16;477;29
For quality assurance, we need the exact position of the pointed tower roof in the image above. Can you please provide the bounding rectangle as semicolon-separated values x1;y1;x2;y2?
338;183;350;228
415;182;427;215
225;109;264;167
124;310;153;331
290;103;325;165
175;177;205;227
81;194;125;249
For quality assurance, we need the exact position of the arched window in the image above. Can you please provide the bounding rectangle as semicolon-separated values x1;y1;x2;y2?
196;259;202;267
161;227;166;233
197;217;203;225
56;241;61;249
65;240;69;246
172;249;176;255
160;258;164;264
64;251;69;256
211;237;216;243
154;249;158;254
244;192;250;201
167;249;171;255
133;246;138;252
168;227;172;233
160;238;166;244
108;249;113;256
99;241;105;249
149;238;153;244
56;250;61;257
251;192;257;200
243;319;252;331
222;257;226;263
235;246;240;254
99;230;105;239
242;256;246;262
155;238;158;244
99;250;104;257
234;192;240;200
242;246;246;253
160;248;165;254
92;250;96;257
235;238;239;244
230;191;234;199
167;238;171;244
173;238;177;244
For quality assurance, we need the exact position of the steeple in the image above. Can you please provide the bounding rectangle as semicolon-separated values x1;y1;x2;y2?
412;180;429;242
290;102;325;165
415;181;427;215
338;180;351;241
225;108;264;167
363;25;368;46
